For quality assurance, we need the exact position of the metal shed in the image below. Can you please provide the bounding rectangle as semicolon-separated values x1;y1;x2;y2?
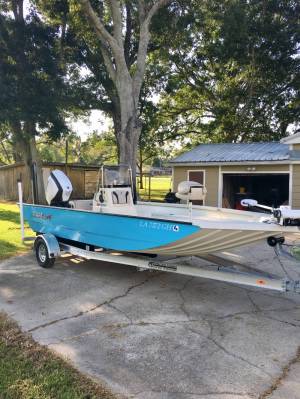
170;137;300;209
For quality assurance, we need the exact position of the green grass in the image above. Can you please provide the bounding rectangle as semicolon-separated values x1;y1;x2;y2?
0;202;33;260
137;175;172;201
0;313;115;399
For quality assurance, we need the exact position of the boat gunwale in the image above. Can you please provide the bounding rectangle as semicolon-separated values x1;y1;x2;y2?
21;203;194;226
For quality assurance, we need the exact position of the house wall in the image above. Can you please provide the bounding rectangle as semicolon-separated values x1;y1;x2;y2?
292;144;300;151
292;165;300;209
172;165;219;206
221;164;289;173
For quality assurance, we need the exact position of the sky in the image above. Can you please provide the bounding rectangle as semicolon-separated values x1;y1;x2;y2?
68;111;111;141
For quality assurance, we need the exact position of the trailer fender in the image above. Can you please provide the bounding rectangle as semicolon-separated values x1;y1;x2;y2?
35;233;60;258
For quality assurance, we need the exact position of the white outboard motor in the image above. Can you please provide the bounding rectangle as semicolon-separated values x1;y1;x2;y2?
46;170;73;207
176;181;207;202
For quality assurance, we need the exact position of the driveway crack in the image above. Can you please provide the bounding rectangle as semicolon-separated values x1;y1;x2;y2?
27;272;159;333
178;276;195;320
258;346;300;398
187;323;273;378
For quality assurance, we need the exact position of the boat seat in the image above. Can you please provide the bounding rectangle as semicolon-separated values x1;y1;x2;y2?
93;186;136;214
112;190;131;205
176;181;207;202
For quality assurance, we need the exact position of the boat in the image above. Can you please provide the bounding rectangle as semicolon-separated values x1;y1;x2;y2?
22;165;300;256
19;164;300;294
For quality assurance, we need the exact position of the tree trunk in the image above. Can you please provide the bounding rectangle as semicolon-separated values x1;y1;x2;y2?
117;75;142;201
118;123;141;201
29;135;46;204
12;122;46;204
11;133;23;162
112;111;122;162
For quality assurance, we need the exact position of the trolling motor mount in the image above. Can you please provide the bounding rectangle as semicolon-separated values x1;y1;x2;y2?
241;199;300;227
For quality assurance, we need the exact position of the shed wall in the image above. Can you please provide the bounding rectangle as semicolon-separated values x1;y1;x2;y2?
0;164;31;202
0;163;100;202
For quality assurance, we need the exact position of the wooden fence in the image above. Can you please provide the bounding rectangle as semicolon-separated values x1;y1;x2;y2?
0;162;101;202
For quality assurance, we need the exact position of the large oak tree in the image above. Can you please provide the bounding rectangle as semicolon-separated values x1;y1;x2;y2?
76;0;172;192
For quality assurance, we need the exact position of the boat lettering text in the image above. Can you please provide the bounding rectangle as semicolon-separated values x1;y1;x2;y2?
139;221;180;232
32;212;52;220
148;262;177;271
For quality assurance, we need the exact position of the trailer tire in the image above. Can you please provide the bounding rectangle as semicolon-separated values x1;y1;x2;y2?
35;238;55;268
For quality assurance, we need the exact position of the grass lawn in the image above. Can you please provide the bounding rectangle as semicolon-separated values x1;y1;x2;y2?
137;175;172;201
0;202;33;260
0;205;116;398
0;313;115;399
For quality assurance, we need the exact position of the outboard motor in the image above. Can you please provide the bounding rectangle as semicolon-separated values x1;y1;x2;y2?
46;170;73;207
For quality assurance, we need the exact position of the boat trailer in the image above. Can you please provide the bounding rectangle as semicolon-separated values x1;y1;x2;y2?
31;232;300;294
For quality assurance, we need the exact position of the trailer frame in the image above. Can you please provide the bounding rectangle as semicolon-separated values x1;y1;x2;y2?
33;233;300;294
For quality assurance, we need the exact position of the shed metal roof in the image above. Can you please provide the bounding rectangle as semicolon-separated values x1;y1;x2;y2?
170;142;299;164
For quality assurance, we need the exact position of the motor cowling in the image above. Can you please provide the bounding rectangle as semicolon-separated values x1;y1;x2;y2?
46;170;73;207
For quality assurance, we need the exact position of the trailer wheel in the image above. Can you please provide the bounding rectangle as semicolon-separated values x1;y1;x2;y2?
35;238;55;268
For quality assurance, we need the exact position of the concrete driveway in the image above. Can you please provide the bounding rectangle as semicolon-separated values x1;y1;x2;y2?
1;242;300;399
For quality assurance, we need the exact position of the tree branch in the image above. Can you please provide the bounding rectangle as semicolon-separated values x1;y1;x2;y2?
146;0;171;22
108;0;123;46
11;0;24;22
133;0;171;102
78;0;118;53
99;43;117;83
124;1;132;67
137;0;146;24
79;0;131;83
79;0;121;82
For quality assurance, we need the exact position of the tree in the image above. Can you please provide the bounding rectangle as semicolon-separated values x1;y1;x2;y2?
0;125;15;164
34;0;186;193
155;0;300;143
74;0;172;194
0;0;70;202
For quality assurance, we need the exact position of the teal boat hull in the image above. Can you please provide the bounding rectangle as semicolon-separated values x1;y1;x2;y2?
23;204;200;252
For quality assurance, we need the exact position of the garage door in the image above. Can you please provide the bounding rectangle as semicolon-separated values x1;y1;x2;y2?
222;173;289;209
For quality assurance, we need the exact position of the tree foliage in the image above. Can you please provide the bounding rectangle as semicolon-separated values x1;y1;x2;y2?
155;0;300;143
0;2;69;139
0;0;74;201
